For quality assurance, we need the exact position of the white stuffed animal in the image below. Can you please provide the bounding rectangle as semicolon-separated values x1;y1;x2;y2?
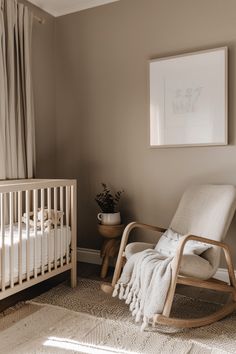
22;209;64;231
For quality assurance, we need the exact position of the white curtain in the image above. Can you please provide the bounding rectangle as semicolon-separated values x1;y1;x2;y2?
0;0;35;180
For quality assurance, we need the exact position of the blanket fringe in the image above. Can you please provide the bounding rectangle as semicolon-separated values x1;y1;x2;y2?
135;309;142;323
112;284;119;298
123;284;130;299
118;284;125;299
141;316;149;332
125;290;133;304
132;299;140;317
112;281;153;330
129;294;137;311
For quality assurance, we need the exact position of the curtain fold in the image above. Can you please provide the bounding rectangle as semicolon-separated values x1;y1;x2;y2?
0;0;35;180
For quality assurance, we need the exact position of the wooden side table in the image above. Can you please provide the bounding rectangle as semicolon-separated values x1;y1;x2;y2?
98;224;125;279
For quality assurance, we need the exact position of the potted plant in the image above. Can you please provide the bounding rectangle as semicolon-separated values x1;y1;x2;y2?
95;183;124;225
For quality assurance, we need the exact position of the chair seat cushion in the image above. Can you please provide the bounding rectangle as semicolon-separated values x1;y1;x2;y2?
125;242;214;280
178;253;214;280
125;242;155;259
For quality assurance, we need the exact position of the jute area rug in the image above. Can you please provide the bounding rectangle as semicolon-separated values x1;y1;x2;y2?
0;278;236;354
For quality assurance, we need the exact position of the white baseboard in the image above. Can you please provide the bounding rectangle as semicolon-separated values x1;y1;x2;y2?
214;268;232;283
77;247;236;283
77;247;101;265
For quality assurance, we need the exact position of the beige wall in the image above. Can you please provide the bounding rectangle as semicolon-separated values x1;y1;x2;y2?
53;0;236;262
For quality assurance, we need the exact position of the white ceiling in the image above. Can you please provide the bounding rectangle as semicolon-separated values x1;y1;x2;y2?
28;0;120;17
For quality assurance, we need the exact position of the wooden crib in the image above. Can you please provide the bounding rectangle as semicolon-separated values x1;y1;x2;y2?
0;179;77;300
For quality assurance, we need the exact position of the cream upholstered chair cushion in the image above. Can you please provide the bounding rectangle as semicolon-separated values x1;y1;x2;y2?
125;242;214;280
125;244;214;280
125;185;236;280
125;242;155;259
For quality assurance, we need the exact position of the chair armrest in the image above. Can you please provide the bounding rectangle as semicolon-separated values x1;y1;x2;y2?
174;234;226;262
120;222;166;254
124;222;166;236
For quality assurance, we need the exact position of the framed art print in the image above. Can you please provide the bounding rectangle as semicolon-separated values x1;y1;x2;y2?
149;47;228;147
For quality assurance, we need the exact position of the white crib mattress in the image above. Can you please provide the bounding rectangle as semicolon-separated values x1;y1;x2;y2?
0;224;71;285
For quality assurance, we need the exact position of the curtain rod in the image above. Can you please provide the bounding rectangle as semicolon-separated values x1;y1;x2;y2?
34;14;45;24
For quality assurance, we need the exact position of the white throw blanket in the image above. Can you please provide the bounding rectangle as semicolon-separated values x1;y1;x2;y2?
112;249;173;330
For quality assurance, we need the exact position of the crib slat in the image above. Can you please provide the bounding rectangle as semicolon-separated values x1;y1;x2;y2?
47;188;51;272
60;187;64;267
18;191;22;285
66;186;70;265
41;189;44;275
14;192;17;223
10;192;14;288
26;190;30;281
1;193;5;292
54;187;57;270
33;190;38;279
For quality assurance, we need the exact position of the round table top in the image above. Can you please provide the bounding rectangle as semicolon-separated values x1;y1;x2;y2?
97;223;125;238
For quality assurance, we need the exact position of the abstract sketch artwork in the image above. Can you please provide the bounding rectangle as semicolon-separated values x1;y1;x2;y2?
172;87;203;115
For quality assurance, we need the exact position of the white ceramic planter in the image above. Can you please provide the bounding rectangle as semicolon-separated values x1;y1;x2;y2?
97;212;121;225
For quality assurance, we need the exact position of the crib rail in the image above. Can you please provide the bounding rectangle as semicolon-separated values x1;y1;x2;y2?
0;179;77;300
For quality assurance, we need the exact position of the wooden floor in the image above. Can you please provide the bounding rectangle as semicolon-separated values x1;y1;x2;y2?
0;262;228;313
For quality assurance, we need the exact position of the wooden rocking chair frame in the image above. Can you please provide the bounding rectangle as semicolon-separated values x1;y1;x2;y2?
103;222;236;328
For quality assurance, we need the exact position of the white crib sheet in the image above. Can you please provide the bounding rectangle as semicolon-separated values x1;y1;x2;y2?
0;224;71;285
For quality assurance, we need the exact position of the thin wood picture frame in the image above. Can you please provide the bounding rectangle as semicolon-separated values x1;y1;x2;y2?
149;47;228;148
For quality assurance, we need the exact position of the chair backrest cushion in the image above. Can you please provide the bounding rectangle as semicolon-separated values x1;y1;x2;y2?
170;184;236;273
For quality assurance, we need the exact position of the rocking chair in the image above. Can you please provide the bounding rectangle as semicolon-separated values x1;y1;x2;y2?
103;184;236;328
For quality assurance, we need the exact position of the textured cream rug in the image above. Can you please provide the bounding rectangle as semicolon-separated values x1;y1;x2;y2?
0;278;236;353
